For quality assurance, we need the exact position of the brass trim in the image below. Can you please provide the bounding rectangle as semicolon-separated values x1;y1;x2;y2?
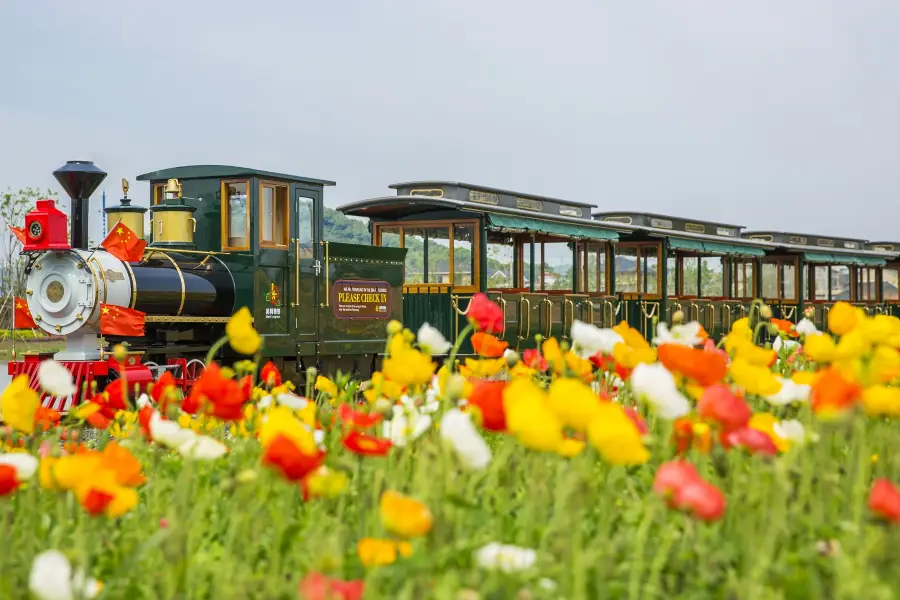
320;241;330;308
91;257;108;305
140;248;230;256
83;255;101;325
290;237;300;308
145;250;185;316
144;316;234;323
123;260;137;309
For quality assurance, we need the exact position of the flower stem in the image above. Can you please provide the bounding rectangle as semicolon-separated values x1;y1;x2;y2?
205;336;229;366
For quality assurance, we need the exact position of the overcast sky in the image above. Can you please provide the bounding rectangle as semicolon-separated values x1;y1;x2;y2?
1;0;899;242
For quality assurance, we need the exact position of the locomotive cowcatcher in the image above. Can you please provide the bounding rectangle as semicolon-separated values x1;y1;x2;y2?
9;161;407;411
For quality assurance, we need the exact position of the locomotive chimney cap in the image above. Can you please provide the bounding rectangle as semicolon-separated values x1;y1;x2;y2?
52;160;107;200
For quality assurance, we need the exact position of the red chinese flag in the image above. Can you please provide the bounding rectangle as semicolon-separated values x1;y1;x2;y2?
8;225;26;245
101;222;146;262
14;297;36;329
99;304;146;337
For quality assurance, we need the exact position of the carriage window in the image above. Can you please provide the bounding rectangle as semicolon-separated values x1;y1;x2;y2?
857;267;878;301
152;183;167;205
831;265;851;301
453;224;475;287
543;242;572;290
295;196;315;258
260;183;289;248
666;257;677;297
782;263;797;301
615;247;638;294
487;234;515;289
378;227;402;248
578;243;607;294
642;251;659;295
425;227;451;284
729;260;754;299
761;262;778;299
222;180;249;250
681;256;699;296
810;265;828;301
404;228;426;284
884;268;899;301
700;257;724;297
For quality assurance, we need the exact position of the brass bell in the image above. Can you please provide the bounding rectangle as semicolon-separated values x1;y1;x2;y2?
164;178;182;200
122;178;129;196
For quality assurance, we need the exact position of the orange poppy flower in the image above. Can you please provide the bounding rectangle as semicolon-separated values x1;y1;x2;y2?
182;362;247;421
770;318;798;338
33;407;61;432
810;367;861;417
471;333;509;358
342;431;392;457
379;490;434;538
658;344;727;386
338;403;384;429
260;361;283;387
150;371;179;412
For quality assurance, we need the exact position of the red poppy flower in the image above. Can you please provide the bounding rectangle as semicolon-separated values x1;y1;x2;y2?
720;427;778;456
150;371;178;412
467;380;507;432
471;332;509;358
262;434;326;480
299;572;365;600
869;479;900;523
137;405;156;440
522;349;549;371
467;293;504;334
698;384;751;432
86;411;113;430
182;363;247;421
623;406;648;435
339;403;384;429
260;361;283;387
81;488;115;516
671;417;713;454
342;431;392;457
590;352;631;380
653;460;726;521
0;465;20;496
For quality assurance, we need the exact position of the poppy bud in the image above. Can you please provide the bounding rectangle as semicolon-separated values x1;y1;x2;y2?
760;305;773;319
672;310;685;325
113;344;128;363
504;350;521;369
387;320;403;335
445;374;467;402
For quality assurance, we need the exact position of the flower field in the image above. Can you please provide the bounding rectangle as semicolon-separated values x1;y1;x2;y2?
2;298;900;599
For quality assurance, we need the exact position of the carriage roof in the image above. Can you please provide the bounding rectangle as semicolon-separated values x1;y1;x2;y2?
135;165;336;186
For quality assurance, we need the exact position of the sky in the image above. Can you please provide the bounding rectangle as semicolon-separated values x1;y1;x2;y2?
1;0;899;243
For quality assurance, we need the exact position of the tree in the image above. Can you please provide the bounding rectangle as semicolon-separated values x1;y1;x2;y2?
0;187;56;327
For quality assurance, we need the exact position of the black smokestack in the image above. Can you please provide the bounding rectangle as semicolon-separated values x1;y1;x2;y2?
53;161;107;249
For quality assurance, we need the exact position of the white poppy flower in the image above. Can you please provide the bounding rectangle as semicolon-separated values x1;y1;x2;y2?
439;409;491;470
149;412;197;449
0;452;39;480
37;360;76;397
275;393;308;410
135;393;151;409
178;435;227;460
774;419;807;445
796;318;818;336
382;404;431;447
474;542;537;573
257;395;274;410
773;336;800;354
417;323;452;355
29;549;101;600
764;377;811;406
629;363;691;419
570;320;623;358
653;321;704;347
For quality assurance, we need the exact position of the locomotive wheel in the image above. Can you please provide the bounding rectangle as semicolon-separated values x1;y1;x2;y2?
185;359;206;382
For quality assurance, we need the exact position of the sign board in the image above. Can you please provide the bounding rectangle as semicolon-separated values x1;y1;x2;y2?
333;280;391;320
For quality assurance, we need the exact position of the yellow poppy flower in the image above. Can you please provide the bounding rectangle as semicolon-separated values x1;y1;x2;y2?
459;358;504;379
556;438;586;458
305;466;349;499
382;348;435;387
0;375;39;435
828;302;859;336
314;376;338;397
547;378;600;431
804;333;836;363
586;403;649;465
258;406;318;452
729;358;781;396
503;379;564;452
357;538;412;567
226;307;261;355
862;385;900;417
748;413;789;452
379;490;434;538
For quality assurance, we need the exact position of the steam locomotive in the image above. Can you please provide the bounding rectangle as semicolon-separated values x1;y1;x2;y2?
10;161;407;410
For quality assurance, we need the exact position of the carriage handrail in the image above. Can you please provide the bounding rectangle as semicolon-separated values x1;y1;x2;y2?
517;298;532;346
563;298;575;339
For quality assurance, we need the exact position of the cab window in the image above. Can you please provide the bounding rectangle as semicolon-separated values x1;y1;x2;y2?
486;232;516;289
729;259;755;299
577;243;608;294
614;243;661;297
152;183;167;205
222;180;250;250
260;182;289;248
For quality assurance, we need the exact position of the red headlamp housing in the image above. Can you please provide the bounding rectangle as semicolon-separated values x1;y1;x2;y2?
24;199;70;252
